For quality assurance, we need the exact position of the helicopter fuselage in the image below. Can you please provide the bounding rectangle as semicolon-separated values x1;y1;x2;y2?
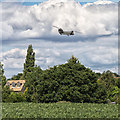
58;28;74;36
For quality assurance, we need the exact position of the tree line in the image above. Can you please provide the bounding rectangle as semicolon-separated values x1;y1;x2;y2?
1;45;120;103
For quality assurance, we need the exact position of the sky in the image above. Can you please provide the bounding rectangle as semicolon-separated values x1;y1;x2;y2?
19;0;119;2
0;0;120;3
0;0;118;78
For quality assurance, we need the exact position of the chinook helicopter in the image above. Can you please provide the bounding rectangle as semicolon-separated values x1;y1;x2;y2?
53;26;80;36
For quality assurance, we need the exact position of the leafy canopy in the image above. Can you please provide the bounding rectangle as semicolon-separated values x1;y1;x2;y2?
25;56;107;103
23;44;35;79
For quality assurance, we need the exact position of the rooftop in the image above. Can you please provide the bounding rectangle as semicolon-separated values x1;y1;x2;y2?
6;80;25;92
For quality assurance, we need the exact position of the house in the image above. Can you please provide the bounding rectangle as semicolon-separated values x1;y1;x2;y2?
6;80;26;93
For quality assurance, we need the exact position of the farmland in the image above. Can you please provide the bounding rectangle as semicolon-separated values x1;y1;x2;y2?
2;103;119;118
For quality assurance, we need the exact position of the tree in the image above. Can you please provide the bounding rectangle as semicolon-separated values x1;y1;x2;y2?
2;86;11;102
0;62;4;76
23;45;35;79
67;55;78;64
24;66;43;102
0;63;12;102
7;92;26;103
25;56;107;103
10;73;23;80
109;86;120;104
101;70;115;88
0;62;6;88
99;70;116;96
115;78;120;88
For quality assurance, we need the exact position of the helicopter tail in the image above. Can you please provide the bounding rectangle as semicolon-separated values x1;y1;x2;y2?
70;31;74;35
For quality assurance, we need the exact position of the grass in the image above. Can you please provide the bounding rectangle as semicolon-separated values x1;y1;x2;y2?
2;103;119;118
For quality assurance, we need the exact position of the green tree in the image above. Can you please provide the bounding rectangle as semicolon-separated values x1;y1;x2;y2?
25;56;107;103
100;70;116;90
67;55;78;64
99;70;116;98
10;73;23;80
7;92;26;103
23;45;35;79
111;86;120;103
0;62;6;88
25;66;42;102
2;86;11;102
0;62;11;102
0;62;4;77
115;78;120;88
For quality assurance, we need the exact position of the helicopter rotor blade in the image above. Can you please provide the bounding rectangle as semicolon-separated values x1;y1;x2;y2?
53;25;60;29
74;31;81;34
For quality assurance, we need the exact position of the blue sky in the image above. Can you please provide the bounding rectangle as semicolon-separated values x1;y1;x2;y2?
0;0;120;2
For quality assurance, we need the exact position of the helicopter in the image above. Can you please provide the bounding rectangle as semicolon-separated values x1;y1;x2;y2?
53;26;80;36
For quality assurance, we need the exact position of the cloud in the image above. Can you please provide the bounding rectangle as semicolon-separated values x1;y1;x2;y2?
2;34;117;70
1;22;13;40
2;37;118;78
3;48;26;59
1;0;118;78
1;0;118;41
2;48;26;68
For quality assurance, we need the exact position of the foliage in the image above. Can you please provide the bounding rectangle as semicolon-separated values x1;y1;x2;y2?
110;86;120;104
1;44;119;103
116;78;120;88
97;70;120;103
0;62;6;88
113;72;120;77
100;70;116;90
0;62;4;76
0;62;11;102
2;86;11;102
24;66;42;102
2;103;118;118
23;44;35;79
25;56;107;103
99;70;116;94
10;73;23;80
7;92;26;103
2;88;26;103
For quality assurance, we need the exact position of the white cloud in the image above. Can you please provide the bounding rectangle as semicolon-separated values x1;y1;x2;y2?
3;58;24;68
83;0;114;7
1;0;118;78
2;48;26;69
2;35;118;78
3;48;26;59
0;0;118;40
3;34;117;68
1;22;13;40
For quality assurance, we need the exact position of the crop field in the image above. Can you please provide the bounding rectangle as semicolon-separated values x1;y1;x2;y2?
2;103;119;118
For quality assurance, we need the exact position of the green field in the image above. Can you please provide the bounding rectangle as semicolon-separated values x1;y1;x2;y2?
2;103;119;118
